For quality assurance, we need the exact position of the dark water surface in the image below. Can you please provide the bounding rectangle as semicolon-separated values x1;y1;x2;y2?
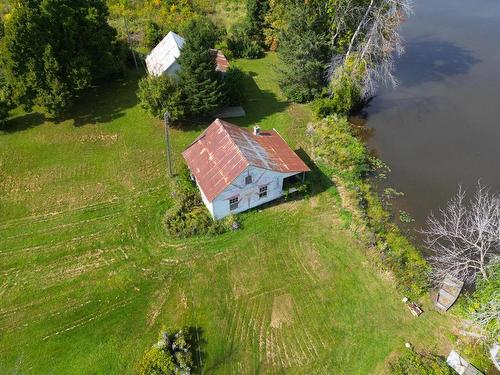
362;0;500;236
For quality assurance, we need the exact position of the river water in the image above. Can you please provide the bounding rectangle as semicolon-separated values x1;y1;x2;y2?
362;0;500;239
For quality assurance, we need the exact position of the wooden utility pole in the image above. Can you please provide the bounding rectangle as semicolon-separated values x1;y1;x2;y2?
123;17;139;72
164;112;173;177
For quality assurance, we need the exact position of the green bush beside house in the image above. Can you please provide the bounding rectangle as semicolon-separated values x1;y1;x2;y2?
164;166;237;238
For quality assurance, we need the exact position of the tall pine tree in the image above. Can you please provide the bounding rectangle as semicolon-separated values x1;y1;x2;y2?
277;0;329;102
246;0;269;47
178;18;223;117
1;0;122;117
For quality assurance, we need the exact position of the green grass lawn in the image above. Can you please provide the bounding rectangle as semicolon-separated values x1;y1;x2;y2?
0;54;453;374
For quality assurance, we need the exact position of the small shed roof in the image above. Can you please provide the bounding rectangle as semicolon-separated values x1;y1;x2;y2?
145;31;185;76
182;119;310;202
212;50;230;73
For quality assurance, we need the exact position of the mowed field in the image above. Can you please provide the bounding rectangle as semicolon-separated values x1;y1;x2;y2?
0;54;452;374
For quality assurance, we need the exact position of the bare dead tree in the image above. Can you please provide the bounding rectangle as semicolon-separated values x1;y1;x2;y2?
329;0;364;48
422;184;500;284
328;0;412;97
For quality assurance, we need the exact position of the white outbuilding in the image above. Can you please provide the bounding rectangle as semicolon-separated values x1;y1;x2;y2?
182;119;310;220
145;31;185;77
145;31;230;78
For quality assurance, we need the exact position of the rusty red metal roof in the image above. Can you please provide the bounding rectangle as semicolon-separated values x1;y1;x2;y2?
210;49;229;73
215;51;229;73
182;119;310;202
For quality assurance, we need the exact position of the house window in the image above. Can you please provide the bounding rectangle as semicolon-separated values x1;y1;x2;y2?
259;185;268;199
245;175;252;185
229;197;239;211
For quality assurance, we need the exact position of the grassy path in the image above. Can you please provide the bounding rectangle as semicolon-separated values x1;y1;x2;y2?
0;54;452;374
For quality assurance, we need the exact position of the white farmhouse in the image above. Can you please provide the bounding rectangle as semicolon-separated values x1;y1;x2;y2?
182;119;310;220
145;31;185;77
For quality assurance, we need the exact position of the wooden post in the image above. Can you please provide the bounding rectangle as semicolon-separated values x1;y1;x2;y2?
164;112;173;177
124;17;139;72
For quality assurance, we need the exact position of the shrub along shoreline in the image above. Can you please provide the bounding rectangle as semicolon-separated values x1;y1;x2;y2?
309;115;430;300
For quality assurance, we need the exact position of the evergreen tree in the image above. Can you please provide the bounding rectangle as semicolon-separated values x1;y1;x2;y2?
144;21;163;49
227;21;264;59
178;18;223;117
277;0;329;102
223;67;246;106
1;0;122;117
246;0;269;46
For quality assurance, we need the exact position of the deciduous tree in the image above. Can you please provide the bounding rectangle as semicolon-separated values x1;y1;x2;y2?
137;75;184;120
144;21;163;49
136;329;194;375
0;71;12;126
136;346;176;375
0;97;9;126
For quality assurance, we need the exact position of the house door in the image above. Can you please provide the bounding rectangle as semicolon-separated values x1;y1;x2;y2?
242;191;253;209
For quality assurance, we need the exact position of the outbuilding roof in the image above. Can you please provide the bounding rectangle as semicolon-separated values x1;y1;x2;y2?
212;50;229;73
146;31;185;76
182;119;310;202
146;33;230;77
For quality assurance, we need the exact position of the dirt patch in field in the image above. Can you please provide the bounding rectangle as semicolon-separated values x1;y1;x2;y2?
309;196;320;208
270;294;293;329
179;290;188;309
304;243;330;281
79;133;119;145
147;284;170;327
267;199;300;213
231;266;256;299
